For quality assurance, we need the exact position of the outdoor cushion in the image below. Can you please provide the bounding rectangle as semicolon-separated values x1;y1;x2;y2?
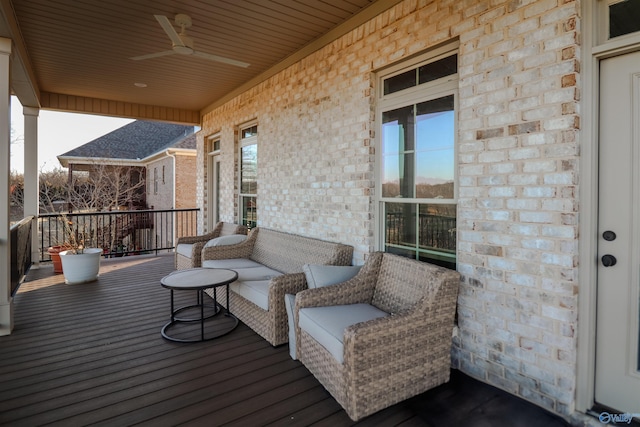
204;234;247;248
286;265;360;360
303;264;362;288
298;303;389;364
234;266;283;282
230;280;271;310
284;293;297;359
202;258;263;270
176;243;194;258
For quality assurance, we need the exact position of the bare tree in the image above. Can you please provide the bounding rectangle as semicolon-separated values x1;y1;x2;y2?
39;168;69;213
67;163;146;212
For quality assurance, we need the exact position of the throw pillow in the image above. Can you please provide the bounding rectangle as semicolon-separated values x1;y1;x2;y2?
302;264;361;289
204;234;247;248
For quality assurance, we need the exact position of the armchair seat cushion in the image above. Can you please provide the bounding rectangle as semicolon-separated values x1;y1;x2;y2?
285;294;297;359
299;303;389;364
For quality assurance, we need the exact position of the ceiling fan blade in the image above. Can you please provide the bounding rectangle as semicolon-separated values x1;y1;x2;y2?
154;15;184;47
192;50;250;68
130;50;176;61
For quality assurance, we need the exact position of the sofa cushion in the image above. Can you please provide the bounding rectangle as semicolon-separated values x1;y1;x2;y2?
303;264;361;289
202;258;263;270
230;280;271;310
299;303;389;364
234;266;283;282
284;293;297;359
176;243;194;258
204;234;247;248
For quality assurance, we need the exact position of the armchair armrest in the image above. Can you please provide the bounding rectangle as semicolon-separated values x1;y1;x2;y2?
176;222;223;245
176;230;219;245
343;306;453;374
267;272;307;311
295;277;373;310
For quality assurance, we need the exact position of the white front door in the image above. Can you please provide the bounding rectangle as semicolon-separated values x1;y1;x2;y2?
595;50;640;415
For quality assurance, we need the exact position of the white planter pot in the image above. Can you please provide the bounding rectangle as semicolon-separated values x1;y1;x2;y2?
59;248;103;284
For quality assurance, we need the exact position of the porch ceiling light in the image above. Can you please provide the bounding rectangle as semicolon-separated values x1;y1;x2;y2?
134;83;147;88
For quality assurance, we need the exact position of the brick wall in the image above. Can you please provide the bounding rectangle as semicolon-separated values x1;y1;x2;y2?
174;154;196;209
198;0;580;417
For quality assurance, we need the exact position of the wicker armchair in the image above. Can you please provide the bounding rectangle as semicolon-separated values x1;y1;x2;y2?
294;252;460;421
174;222;247;269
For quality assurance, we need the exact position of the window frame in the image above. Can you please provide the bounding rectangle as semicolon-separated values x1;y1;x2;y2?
207;134;221;229
375;42;459;268
238;121;258;229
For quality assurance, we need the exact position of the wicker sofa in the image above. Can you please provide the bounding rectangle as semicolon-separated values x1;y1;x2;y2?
201;227;354;346
294;252;460;421
174;222;247;270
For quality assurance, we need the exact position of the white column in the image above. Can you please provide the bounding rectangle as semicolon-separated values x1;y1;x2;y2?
0;37;13;335
23;107;39;267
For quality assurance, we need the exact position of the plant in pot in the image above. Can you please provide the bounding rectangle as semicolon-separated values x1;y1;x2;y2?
57;214;103;284
47;244;72;274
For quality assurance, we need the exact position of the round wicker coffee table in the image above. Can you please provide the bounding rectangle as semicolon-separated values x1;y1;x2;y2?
160;268;238;343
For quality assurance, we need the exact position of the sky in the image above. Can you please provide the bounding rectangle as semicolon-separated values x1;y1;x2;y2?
9;96;134;173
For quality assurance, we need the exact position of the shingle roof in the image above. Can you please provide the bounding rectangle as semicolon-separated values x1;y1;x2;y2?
59;120;195;160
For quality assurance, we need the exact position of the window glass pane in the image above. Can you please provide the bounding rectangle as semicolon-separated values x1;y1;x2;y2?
215;160;220;223
382;106;415;198
382;153;415;198
417;204;456;268
418;54;458;85
416;95;455;151
416;95;455;198
416;151;454;198
385;202;416;249
241;144;257;194
382;106;415;152
384;69;417;95
241;196;257;229
213;140;220;151
610;0;640;38
242;125;258;139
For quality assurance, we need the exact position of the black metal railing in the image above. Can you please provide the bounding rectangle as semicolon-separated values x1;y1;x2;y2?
386;211;456;252
10;216;33;296
38;208;199;262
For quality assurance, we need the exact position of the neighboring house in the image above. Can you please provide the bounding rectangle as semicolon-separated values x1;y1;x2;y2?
57;120;196;211
57;120;197;250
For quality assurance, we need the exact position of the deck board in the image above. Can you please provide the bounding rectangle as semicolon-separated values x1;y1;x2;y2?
0;254;572;427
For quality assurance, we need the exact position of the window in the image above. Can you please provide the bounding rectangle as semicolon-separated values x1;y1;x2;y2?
153;167;158;195
207;136;221;227
239;123;257;228
377;46;458;269
609;0;640;38
162;165;165;184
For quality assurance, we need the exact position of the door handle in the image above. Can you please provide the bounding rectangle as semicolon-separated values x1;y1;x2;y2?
601;254;617;267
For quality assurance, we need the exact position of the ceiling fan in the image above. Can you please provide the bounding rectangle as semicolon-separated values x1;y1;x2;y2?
131;14;250;68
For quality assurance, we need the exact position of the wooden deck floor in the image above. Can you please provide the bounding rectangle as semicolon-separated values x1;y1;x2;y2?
1;254;572;426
